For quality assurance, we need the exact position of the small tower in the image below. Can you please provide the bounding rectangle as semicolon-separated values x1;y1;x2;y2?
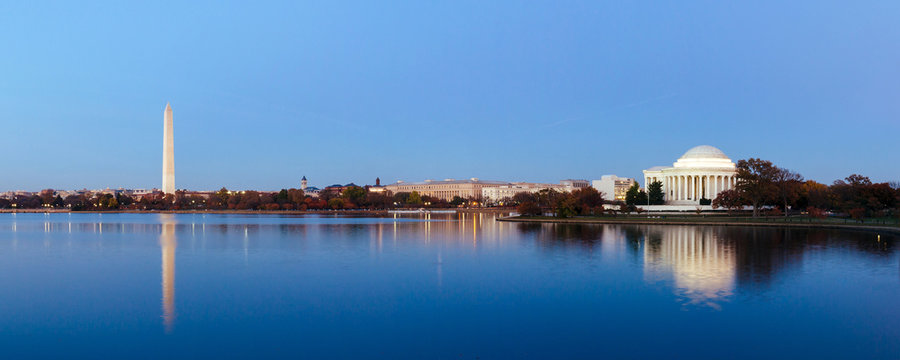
301;176;308;190
375;177;380;186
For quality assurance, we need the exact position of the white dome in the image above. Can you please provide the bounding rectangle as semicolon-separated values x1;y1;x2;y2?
679;145;729;160
672;145;734;169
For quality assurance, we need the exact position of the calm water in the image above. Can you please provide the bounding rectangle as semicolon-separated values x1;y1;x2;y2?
0;212;898;359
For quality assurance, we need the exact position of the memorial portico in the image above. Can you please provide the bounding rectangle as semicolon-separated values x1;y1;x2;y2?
643;145;737;204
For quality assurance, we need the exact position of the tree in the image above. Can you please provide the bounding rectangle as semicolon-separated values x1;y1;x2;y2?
536;189;565;209
517;201;542;216
341;186;367;207
327;198;344;210
796;180;831;210
366;192;392;209
773;167;803;217
636;189;648;206
624;183;640;205
407;191;422;205
735;158;779;217
712;189;745;214
647;181;665;205
275;189;290;205
554;195;577;218
393;192;411;205
572;187;605;215
450;195;466;207
512;192;537;205
287;188;306;207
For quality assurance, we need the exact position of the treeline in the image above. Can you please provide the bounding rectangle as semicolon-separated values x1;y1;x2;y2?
0;186;470;211
713;158;899;219
514;187;611;218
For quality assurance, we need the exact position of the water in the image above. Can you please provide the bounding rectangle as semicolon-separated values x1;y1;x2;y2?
0;212;898;359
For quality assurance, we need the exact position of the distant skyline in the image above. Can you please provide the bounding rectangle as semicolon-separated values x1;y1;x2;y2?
2;1;899;191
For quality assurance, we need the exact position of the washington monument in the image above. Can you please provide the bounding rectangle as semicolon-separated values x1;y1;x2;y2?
162;103;175;194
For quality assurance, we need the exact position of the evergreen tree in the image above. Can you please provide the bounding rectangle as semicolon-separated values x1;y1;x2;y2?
648;181;665;205
625;183;640;205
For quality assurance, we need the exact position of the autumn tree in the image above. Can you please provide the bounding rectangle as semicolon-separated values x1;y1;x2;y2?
517;201;542;216
341;186;367;207
735;158;779;217
512;192;537;205
712;189;745;214
773;167;803;217
572;187;605;215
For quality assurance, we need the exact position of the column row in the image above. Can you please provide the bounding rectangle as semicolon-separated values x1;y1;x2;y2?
663;174;736;202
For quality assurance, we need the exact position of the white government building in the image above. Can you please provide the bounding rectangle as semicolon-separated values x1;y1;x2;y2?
643;145;737;205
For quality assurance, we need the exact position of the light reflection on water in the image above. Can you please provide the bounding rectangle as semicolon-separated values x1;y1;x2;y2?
0;212;897;359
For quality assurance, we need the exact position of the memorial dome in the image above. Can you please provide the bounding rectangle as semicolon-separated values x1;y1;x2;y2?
673;145;735;169
679;145;729;160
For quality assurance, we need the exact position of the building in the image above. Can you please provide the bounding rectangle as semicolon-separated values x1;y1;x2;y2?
162;103;175;195
481;181;576;203
642;145;737;204
384;178;508;202
559;179;590;188
299;176;320;197
591;175;635;202
367;177;387;194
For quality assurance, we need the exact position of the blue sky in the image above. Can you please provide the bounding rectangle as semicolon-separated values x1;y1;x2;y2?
2;1;898;191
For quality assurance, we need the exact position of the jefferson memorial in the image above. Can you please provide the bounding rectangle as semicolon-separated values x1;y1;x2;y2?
643;145;737;204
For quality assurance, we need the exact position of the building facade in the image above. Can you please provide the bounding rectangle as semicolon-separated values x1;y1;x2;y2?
559;179;590;188
642;145;737;204
591;175;635;201
481;182;574;203
384;178;508;202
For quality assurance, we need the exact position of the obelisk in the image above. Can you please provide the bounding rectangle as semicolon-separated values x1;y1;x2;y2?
162;103;175;194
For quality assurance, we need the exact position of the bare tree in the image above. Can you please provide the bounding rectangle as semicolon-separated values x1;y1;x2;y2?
773;167;804;217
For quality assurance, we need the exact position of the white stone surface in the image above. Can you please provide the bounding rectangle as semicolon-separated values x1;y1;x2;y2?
162;103;175;194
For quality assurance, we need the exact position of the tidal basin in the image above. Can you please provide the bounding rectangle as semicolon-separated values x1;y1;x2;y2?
0;213;898;359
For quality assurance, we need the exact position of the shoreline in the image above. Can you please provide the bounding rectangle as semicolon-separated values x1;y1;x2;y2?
0;208;513;215
497;216;900;235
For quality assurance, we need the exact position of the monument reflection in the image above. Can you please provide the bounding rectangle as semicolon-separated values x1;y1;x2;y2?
525;223;895;310
642;226;735;309
160;214;176;332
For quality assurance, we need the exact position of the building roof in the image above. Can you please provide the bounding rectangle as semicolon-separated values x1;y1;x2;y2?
679;145;729;160
644;145;736;173
387;178;509;186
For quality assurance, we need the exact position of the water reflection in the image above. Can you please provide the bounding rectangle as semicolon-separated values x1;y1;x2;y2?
523;223;897;310
642;227;735;309
160;214;176;332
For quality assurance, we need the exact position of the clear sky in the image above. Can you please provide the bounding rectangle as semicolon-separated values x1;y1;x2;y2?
2;1;898;191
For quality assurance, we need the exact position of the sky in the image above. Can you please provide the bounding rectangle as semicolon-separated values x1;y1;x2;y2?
2;1;899;191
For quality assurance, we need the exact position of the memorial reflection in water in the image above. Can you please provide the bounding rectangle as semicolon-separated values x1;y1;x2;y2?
160;214;176;333
641;226;736;309
522;222;893;310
